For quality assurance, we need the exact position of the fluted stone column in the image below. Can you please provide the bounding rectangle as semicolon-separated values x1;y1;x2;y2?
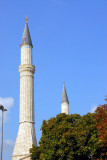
12;20;37;160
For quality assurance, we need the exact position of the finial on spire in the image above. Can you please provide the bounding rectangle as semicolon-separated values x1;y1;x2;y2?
25;16;28;22
63;81;65;86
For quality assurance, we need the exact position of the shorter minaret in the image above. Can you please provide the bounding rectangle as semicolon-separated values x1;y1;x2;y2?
61;81;69;114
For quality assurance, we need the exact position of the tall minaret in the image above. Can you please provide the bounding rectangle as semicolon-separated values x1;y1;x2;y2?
61;81;69;114
12;18;37;160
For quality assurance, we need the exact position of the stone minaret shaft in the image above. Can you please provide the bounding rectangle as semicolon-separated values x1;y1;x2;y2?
61;82;69;114
12;20;37;160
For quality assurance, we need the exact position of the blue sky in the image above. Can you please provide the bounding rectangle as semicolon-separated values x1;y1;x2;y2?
0;0;107;159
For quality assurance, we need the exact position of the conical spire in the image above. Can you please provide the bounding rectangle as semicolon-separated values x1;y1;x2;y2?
61;81;69;104
21;17;33;47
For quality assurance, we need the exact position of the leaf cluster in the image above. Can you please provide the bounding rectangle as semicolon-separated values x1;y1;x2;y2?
95;104;107;159
30;112;104;160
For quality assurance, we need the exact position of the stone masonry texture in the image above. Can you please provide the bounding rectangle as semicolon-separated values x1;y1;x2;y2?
12;44;37;160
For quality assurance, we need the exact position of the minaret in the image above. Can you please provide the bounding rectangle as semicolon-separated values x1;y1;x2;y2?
12;18;37;160
61;81;69;114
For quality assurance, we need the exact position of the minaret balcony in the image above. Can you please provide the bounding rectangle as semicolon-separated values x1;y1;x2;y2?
19;64;35;74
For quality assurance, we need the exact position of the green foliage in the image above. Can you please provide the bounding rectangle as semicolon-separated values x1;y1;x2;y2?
74;113;101;158
30;145;41;160
30;113;102;160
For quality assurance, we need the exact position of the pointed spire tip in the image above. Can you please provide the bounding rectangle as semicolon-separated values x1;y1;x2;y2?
21;18;33;47
61;81;69;104
25;16;28;22
63;81;65;86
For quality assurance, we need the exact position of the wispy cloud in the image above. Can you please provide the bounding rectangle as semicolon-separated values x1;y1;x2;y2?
0;97;14;158
0;138;15;159
5;139;15;146
0;97;14;124
90;105;98;113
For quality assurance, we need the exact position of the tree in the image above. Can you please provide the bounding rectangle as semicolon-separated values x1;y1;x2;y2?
95;104;107;159
74;113;101;159
30;113;101;160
